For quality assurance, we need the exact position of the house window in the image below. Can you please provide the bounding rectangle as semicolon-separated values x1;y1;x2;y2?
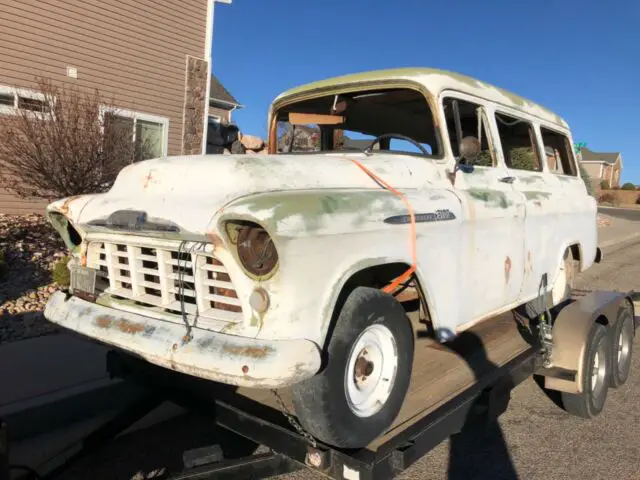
102;107;168;162
495;112;541;172
540;126;577;176
0;85;49;115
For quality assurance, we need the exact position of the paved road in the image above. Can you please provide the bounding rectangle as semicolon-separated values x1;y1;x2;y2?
55;243;640;480
599;206;640;222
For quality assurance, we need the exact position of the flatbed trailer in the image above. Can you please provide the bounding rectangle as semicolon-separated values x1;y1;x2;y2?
2;290;637;480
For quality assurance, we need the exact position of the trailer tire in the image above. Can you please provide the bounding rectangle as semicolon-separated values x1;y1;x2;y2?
561;323;610;419
609;304;634;388
291;286;414;449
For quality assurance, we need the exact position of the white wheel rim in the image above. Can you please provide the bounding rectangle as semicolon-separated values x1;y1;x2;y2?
344;324;398;418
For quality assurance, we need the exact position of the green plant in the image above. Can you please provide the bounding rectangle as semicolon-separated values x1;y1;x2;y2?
621;182;636;191
579;164;595;196
52;255;72;286
600;180;610;190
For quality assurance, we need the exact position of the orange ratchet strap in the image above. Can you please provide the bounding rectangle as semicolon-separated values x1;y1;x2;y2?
346;158;417;294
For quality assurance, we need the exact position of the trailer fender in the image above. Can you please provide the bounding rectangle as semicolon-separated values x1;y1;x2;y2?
541;291;634;394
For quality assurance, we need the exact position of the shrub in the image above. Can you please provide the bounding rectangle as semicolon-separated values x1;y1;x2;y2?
579;164;595;196
621;182;636;190
0;77;154;200
600;180;610;189
598;192;620;206
52;256;72;287
0;250;6;280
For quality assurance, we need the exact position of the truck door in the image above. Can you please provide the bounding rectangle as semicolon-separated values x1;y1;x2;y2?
492;111;568;304
442;95;526;326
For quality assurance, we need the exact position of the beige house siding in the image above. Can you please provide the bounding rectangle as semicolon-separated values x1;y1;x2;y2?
581;162;602;180
0;0;208;214
209;105;231;124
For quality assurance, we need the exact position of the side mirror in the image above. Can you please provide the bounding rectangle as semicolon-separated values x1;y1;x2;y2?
459;136;481;162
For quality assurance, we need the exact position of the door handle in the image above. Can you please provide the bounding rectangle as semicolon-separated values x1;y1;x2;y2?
499;176;516;184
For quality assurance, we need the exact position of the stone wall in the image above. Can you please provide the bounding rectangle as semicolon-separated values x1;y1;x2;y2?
182;55;208;155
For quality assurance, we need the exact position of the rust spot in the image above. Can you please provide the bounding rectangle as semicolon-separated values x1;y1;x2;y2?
142;170;155;189
96;315;114;329
95;315;145;335
59;195;82;215
207;232;225;251
242;365;249;374
222;344;274;359
504;256;512;284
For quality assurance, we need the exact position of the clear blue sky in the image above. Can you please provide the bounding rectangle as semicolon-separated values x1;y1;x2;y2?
211;0;638;183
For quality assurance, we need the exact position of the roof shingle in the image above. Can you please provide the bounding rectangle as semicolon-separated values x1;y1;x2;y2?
579;147;619;164
209;75;240;106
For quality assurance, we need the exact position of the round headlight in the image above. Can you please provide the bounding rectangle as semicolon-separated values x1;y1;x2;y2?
236;223;278;277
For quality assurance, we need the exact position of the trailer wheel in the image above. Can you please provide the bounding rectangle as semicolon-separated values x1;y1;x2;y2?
561;323;611;418
609;304;634;388
291;286;414;449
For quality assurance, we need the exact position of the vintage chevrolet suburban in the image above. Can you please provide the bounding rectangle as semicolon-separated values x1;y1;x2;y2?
43;68;599;448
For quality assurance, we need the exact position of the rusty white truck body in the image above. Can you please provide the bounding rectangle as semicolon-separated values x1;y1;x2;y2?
43;68;598;391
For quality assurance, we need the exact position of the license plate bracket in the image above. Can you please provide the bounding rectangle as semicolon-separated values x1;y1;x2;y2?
70;264;97;295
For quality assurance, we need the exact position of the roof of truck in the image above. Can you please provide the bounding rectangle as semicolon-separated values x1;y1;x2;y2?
272;67;568;129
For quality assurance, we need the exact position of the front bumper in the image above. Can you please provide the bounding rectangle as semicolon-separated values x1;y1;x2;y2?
44;291;322;388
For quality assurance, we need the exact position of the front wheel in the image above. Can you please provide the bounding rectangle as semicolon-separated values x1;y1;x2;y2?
291;286;414;449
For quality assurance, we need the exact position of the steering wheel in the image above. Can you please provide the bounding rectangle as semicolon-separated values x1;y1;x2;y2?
362;133;431;156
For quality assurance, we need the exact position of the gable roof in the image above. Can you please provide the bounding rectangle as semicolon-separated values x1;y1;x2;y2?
579;147;620;165
209;75;240;107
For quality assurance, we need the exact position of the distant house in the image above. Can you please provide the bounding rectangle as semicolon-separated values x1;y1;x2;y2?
208;74;242;125
578;147;623;188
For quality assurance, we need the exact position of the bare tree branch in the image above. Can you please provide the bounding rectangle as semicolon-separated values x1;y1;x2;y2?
0;77;153;200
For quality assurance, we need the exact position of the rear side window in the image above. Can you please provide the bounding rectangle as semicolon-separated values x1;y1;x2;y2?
495;112;541;172
540;127;577;176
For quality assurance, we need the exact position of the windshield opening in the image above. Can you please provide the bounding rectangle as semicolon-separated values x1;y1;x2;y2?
272;87;441;157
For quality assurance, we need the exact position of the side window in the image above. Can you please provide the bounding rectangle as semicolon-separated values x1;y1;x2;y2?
540;127;577;176
443;97;494;167
495;112;541;172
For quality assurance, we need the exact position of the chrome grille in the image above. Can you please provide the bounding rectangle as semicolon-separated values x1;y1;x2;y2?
87;241;243;323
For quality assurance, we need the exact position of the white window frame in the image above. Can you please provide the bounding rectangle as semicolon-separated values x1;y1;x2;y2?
0;85;47;116
99;105;169;158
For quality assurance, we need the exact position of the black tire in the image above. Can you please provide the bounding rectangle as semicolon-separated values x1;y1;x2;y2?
609;303;634;388
291;286;414;449
523;250;576;318
560;323;611;418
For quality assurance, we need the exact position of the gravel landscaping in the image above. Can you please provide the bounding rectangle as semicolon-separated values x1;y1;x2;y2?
0;213;67;343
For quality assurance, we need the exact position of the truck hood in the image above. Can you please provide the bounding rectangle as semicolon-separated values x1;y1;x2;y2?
48;152;435;236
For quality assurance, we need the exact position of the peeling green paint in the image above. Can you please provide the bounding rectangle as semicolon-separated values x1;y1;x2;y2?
273;67;568;128
48;212;81;254
517;175;540;185
225;190;404;236
523;191;551;201
468;189;512;208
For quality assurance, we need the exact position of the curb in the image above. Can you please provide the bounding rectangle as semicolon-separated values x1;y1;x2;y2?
599;232;640;253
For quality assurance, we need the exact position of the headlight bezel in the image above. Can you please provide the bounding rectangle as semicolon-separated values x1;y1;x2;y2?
225;220;279;280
